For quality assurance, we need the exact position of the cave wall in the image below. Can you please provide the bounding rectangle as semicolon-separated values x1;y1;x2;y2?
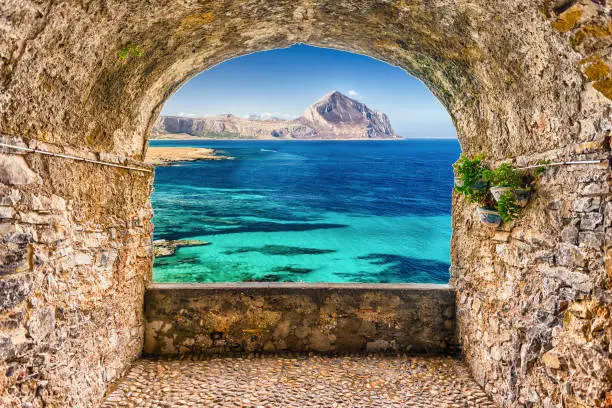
0;135;154;407
452;143;611;407
0;0;610;407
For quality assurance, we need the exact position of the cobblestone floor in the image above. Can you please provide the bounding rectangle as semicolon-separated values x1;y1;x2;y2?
102;355;496;407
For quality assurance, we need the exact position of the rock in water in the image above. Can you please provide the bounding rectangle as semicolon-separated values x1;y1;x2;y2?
152;91;400;140
153;239;210;257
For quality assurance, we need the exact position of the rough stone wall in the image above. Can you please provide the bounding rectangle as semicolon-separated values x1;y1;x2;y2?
0;136;154;407
0;0;610;407
452;142;611;407
450;2;612;407
144;283;458;356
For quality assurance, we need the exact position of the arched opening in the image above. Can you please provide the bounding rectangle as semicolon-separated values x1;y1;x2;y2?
0;1;609;407
148;44;460;285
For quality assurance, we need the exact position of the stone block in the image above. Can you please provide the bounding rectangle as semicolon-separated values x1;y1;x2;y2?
0;308;26;330
538;265;591;292
541;350;563;370
0;222;19;238
19;211;55;225
568;301;591;319
97;250;118;272
27;307;56;343
578;231;604;249
0;206;16;219
555;243;585;268
0;275;32;311
0;337;14;359
580;182;609;196
579;212;603;231
31;194;68;212
490;345;502;361
0;189;21;206
573;197;600;212
76;251;94;268
50;195;67;211
0;247;29;276
561;223;579;244
0;155;40;185
38;227;65;244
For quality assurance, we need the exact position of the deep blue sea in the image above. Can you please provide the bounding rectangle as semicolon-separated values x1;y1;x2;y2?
150;139;460;283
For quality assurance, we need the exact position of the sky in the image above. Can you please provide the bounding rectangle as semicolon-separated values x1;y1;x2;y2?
161;44;456;138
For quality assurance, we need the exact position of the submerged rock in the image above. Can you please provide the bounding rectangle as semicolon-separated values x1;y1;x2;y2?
153;239;210;258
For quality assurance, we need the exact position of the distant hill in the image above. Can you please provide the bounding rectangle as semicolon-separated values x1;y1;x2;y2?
152;91;401;140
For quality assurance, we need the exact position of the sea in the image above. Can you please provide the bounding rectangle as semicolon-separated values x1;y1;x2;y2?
150;139;460;283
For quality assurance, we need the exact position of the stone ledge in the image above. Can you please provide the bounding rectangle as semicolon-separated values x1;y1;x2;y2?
144;283;458;356
149;282;454;290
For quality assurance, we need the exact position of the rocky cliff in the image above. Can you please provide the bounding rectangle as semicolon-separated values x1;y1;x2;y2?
302;91;397;139
152;91;400;139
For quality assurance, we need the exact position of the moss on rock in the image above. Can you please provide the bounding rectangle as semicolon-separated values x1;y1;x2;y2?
551;6;584;32
584;60;610;81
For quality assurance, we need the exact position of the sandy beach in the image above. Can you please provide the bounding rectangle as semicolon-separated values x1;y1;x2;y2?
145;147;233;166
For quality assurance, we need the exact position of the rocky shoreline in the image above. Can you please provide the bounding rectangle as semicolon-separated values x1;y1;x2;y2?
153;239;210;257
145;147;233;166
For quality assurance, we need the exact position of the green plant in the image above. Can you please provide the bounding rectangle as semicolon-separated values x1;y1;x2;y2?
453;154;490;204
486;163;524;188
119;44;143;60
497;190;521;222
455;155;542;224
534;159;550;178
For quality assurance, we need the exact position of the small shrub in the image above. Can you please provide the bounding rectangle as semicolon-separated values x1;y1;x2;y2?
486;163;524;188
453;154;490;204
497;190;521;222
119;44;143;60
534;159;550;178
454;154;543;225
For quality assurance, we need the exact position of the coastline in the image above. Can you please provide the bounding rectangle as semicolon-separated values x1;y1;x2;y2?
149;136;458;142
145;146;234;165
149;137;409;142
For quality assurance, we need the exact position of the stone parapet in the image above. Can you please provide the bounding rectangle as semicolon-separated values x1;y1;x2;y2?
144;283;458;356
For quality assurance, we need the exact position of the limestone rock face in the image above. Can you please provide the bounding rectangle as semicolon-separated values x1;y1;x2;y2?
153;114;319;139
153;92;399;139
301;91;397;139
0;156;40;185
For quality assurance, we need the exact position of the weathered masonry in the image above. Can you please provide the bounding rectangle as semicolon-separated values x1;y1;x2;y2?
144;283;458;356
0;1;611;407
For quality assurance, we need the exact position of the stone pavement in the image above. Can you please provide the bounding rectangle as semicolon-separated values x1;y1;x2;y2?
101;354;496;407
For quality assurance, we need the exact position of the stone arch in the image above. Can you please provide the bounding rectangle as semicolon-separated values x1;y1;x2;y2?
0;1;610;407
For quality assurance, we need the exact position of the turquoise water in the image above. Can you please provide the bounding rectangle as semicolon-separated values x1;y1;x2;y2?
151;140;460;283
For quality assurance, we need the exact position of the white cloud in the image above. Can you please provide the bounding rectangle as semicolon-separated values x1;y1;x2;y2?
246;112;296;120
347;90;359;97
177;112;196;117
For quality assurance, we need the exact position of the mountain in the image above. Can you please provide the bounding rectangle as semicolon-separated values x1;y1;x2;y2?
152;91;401;140
301;91;397;139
